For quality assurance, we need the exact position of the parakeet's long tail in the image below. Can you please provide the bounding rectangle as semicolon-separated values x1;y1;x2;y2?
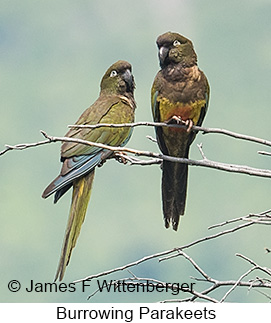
54;171;95;281
162;160;188;231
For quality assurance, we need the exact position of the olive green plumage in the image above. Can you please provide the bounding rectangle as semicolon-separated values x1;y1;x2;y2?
151;32;210;231
42;60;136;280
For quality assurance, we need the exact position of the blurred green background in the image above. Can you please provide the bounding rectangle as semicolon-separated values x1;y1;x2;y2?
1;0;271;302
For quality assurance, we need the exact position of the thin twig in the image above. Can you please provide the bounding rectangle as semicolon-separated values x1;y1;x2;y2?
197;143;207;160
208;209;271;230
74;221;253;283
169;251;271;303
176;251;212;282
2;130;271;180
220;266;257;302
258;150;271;156
146;135;157;143
208;216;245;230
86;249;271;303
87;271;219;303
75;212;271;302
0;137;51;156
236;254;271;276
23;133;271;180
68;121;271;147
159;222;253;262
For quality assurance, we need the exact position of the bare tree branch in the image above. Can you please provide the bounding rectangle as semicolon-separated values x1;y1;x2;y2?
2;121;271;158
74;210;271;284
219;266;257;302
84;249;271;303
258;150;271;156
208;209;271;230
0;137;51;156
86;273;220;302
158;221;253;263
173;251;271;303
1;121;271;182
2;130;271;179
236;254;271;276
71;210;271;302
68;121;271;147
86;267;220;303
116;149;271;179
2;122;271;302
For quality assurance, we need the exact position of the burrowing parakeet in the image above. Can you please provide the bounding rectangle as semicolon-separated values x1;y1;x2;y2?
151;32;210;230
42;60;136;281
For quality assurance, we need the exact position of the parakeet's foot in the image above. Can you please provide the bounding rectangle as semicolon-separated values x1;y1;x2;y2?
166;116;193;132
97;159;107;167
185;119;194;132
113;152;128;164
167;115;183;124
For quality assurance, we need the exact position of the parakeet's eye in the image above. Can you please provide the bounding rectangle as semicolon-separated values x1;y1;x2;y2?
110;70;118;77
173;40;181;46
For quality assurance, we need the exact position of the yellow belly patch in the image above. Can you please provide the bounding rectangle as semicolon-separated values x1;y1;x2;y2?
158;97;206;126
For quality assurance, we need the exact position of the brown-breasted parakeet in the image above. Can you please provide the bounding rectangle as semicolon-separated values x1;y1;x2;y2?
151;32;209;230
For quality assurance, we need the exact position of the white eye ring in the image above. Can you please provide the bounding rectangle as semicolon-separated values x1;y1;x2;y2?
173;40;181;46
110;70;117;77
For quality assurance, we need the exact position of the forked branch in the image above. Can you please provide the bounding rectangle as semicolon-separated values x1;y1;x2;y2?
1;127;271;179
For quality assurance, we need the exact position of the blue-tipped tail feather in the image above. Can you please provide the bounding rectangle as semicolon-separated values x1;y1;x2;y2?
42;153;103;201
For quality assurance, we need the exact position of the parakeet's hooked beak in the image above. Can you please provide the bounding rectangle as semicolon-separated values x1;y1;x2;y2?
122;69;135;92
158;46;169;67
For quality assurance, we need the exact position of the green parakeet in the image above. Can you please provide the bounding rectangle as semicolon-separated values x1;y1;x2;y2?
42;60;136;281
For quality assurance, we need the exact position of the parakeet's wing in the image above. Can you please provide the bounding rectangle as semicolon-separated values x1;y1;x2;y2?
186;84;210;147
61;95;133;159
151;84;169;155
42;95;134;200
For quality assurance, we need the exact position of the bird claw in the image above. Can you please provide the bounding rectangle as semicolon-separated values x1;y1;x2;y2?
97;159;107;167
167;116;194;132
167;115;183;124
185;119;194;132
114;152;128;164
